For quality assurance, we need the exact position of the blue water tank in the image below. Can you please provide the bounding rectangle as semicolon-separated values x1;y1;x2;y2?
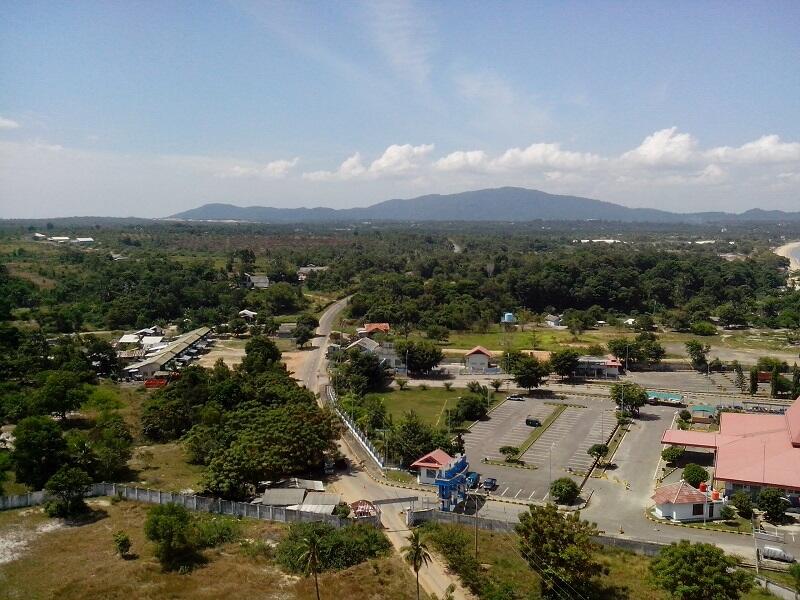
502;312;516;323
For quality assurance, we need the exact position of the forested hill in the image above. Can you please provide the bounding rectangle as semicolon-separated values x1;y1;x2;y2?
168;187;800;223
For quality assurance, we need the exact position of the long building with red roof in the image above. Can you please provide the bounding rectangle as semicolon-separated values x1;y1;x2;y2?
661;398;800;496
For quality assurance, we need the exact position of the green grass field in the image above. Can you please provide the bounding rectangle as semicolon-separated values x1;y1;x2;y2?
423;523;776;600
364;386;501;429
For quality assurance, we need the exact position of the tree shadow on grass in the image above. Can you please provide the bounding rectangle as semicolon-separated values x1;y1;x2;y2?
64;506;109;527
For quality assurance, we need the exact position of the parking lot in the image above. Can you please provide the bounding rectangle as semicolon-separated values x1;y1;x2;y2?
463;396;617;501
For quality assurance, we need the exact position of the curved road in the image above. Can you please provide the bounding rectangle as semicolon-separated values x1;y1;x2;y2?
300;297;474;600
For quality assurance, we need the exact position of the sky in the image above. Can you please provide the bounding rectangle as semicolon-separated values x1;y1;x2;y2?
1;1;799;218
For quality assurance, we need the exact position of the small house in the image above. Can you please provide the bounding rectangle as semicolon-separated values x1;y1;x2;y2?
357;323;390;338
277;323;296;338
544;314;562;328
238;309;258;320
651;480;726;522
410;449;454;485
243;273;270;289
464;346;492;372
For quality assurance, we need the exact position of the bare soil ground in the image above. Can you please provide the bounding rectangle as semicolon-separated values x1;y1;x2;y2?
0;501;422;600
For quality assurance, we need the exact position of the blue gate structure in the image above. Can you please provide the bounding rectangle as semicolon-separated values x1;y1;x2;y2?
436;454;469;511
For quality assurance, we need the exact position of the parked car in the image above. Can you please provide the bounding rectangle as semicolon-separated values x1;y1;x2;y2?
466;471;480;489
482;477;497;491
759;546;796;563
507;394;525;401
525;416;542;427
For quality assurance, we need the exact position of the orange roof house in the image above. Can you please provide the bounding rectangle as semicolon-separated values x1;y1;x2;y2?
358;323;390;337
662;398;800;493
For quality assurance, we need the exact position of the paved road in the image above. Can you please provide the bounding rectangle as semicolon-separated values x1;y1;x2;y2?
305;298;474;600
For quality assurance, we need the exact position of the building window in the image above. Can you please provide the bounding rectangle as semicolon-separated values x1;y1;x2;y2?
426;469;437;479
692;503;704;516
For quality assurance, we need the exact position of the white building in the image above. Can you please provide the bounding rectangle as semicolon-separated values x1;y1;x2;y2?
410;449;455;485
651;480;726;522
464;346;491;372
544;314;562;328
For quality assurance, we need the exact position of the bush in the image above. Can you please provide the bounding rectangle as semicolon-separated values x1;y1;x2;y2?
275;522;390;573
758;488;788;522
113;530;132;557
661;446;684;464
44;466;92;517
144;503;198;571
455;393;488;423
239;539;273;560
681;464;709;488
549;477;580;505
719;505;735;521
193;515;241;548
690;321;717;336
731;491;753;519
679;409;692;422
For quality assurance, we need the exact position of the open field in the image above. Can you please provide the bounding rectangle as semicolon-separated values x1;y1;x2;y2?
422;523;777;600
0;501;423;600
364;386;500;428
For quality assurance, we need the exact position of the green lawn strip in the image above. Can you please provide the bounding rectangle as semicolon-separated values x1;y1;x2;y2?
364;387;465;427
513;404;567;459
482;458;537;470
593;423;627;476
385;470;414;484
744;567;798;589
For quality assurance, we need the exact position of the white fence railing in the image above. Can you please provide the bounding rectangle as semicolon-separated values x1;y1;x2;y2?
0;483;380;528
326;386;386;469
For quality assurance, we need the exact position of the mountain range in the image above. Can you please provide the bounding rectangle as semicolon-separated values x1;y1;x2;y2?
168;187;800;223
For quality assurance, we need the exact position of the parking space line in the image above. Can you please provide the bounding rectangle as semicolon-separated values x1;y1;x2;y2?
501;487;509;496
514;489;522;498
528;490;535;499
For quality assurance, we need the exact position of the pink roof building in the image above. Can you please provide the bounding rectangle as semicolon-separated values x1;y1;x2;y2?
465;346;492;358
662;399;800;492
410;449;455;485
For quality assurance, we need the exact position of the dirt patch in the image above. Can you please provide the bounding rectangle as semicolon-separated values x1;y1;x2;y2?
196;341;247;368
281;351;307;376
0;514;62;565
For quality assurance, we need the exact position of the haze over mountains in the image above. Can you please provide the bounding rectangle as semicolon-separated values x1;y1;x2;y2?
169;187;800;224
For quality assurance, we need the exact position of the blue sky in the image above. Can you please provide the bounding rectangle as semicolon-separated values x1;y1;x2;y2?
1;1;799;217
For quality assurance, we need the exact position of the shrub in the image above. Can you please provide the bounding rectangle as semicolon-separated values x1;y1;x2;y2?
396;378;408;390
276;522;390;573
443;382;453;391
144;503;198;571
731;492;753;519
719;505;735;521
679;409;692;422
549;477;580;505
661;446;684;464
681;464;709;488
758;488;788;522
113;530;132;557
44;466;92;518
193;515;241;548
690;321;717;336
239;539;273;560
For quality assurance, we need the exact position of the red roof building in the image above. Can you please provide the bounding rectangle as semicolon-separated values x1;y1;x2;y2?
662;398;800;494
358;323;391;337
651;480;726;522
410;449;455;485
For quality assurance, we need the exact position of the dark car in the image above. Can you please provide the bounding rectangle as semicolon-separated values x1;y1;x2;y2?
507;394;525;401
482;477;497;491
525;416;542;427
465;471;480;489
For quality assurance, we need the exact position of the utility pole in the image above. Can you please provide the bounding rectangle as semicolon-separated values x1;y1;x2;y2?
473;493;480;560
752;514;760;575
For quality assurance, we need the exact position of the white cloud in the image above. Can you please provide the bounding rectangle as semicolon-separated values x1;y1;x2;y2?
368;143;433;174
621;127;698;166
490;142;602;171
433;150;488;171
303;152;367;181
223;157;299;178
705;135;800;164
0;116;20;130
303;144;433;180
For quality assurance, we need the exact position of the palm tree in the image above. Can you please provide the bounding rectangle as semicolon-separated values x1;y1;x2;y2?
299;531;322;600
402;529;432;600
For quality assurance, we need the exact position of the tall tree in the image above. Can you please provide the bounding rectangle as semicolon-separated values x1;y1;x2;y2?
650;541;752;600
512;355;550;392
749;366;759;395
610;382;647;415
515;504;605;598
402;529;431;600
12;416;68;489
549;349;579;380
299;530;322;600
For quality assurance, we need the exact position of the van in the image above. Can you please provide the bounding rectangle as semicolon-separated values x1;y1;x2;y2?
760;546;795;563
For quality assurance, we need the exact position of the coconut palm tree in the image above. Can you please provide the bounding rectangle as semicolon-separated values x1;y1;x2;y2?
402;529;431;600
299;530;322;600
